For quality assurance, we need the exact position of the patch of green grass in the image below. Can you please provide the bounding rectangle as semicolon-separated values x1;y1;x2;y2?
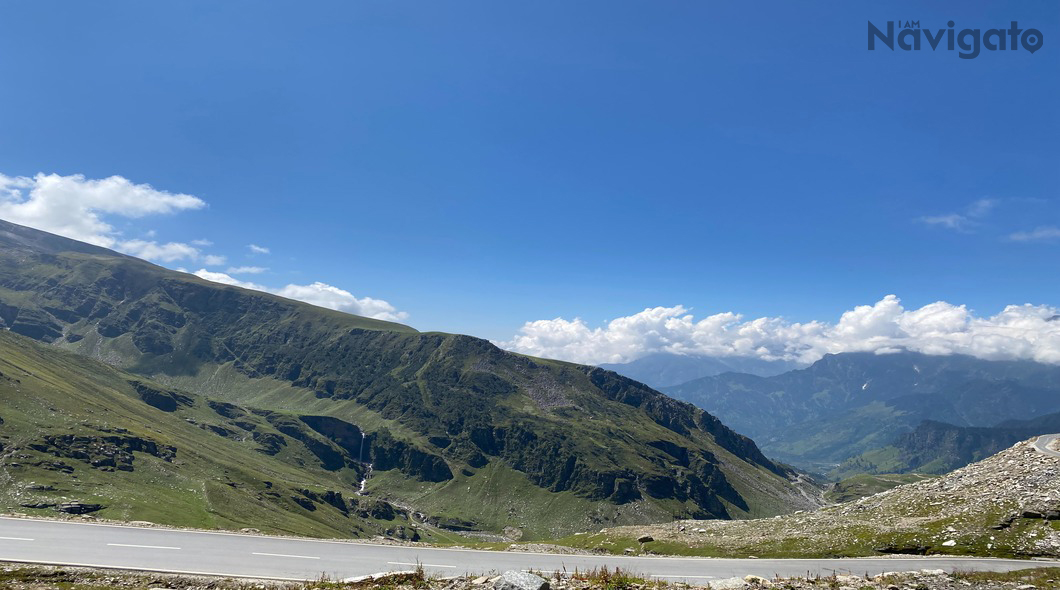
824;473;936;503
570;567;663;590
952;567;1060;588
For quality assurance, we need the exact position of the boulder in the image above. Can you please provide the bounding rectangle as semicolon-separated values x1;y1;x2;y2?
493;570;549;590
637;534;654;543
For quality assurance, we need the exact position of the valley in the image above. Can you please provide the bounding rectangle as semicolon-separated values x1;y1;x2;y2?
657;352;1060;474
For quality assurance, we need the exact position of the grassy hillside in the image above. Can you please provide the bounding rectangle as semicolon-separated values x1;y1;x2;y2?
832;413;1060;480
823;473;935;504
0;219;817;538
0;329;451;540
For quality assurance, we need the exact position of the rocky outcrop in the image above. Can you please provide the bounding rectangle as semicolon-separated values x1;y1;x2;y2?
28;433;176;471
55;502;104;514
129;381;194;412
368;428;452;482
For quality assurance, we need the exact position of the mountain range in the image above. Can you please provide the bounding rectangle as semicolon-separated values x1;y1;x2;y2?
599;353;800;388
660;351;1060;472
0;219;817;540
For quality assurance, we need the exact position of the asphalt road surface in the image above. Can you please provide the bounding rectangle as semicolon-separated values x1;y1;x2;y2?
1034;434;1060;457
1;517;1058;583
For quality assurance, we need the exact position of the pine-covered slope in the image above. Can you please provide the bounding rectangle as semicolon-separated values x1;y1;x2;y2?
0;219;817;539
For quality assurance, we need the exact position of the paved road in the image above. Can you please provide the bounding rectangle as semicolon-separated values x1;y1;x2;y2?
0;517;1057;583
1034;434;1060;457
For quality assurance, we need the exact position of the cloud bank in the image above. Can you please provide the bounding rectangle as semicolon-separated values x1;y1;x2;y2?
192;270;408;323
917;198;997;232
501;295;1060;366
0;172;215;263
1010;226;1060;242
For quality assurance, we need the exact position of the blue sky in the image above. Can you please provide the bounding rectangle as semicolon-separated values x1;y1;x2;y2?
1;1;1057;361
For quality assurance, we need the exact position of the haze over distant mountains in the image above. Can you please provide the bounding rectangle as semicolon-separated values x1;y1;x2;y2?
599;353;801;388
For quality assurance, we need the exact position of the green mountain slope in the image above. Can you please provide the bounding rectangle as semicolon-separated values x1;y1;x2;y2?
662;352;1060;472
832;411;1060;479
0;329;437;540
0;219;817;539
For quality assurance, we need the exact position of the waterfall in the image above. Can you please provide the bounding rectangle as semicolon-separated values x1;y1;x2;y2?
357;463;373;495
356;430;371;495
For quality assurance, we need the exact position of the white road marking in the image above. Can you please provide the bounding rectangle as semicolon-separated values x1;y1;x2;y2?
388;561;457;568
106;543;180;550
0;536;34;541
252;552;320;560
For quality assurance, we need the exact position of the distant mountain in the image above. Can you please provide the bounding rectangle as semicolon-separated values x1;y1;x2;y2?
599;353;800;388
661;351;1060;472
0;219;818;539
833;411;1060;479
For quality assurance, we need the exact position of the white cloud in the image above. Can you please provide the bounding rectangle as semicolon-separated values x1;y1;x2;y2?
191;239;213;247
191;270;408;322
121;240;202;263
1009;226;1060;242
919;214;970;230
226;266;268;275
918;198;998;232
500;295;1060;366
967;198;998;217
248;244;270;254
202;254;227;266
274;283;407;321
191;269;257;289
0;172;214;264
